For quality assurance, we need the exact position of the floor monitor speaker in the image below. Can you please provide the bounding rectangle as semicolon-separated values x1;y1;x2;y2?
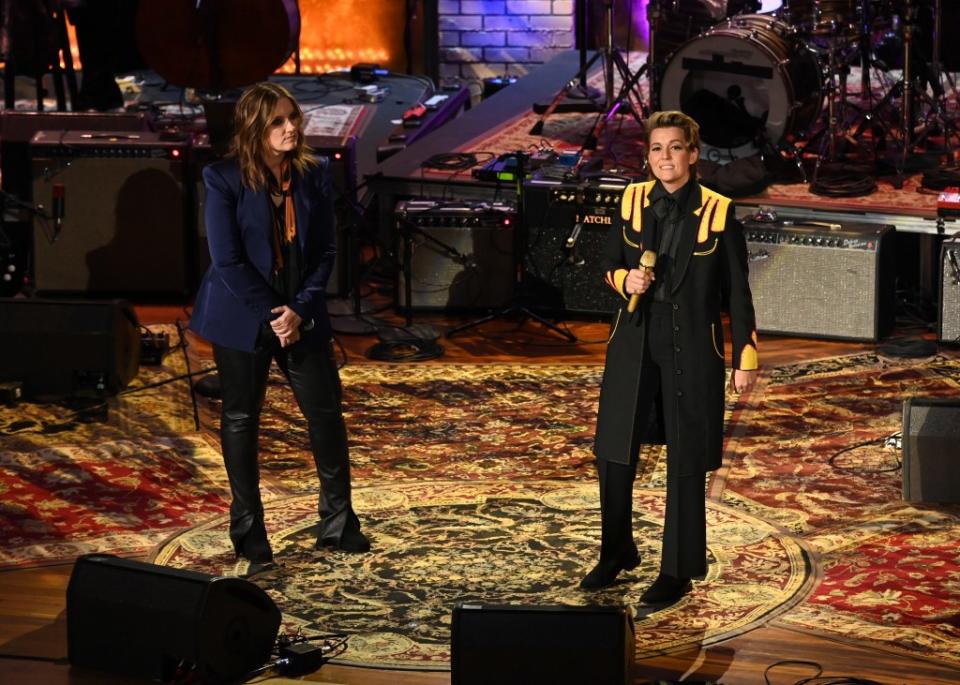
902;397;960;503
451;603;634;685
67;554;281;683
0;297;139;399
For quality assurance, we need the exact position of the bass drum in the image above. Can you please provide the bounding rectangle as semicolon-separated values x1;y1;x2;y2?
658;14;823;161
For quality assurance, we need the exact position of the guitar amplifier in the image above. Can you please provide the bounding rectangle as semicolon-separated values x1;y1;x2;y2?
395;200;515;311
939;236;960;343
31;130;194;297
523;174;630;317
743;219;895;341
1;111;151;296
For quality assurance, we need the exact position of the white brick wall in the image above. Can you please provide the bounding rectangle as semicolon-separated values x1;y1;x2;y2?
439;0;574;97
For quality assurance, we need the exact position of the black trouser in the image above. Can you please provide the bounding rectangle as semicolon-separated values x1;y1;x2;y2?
213;330;359;551
597;301;707;579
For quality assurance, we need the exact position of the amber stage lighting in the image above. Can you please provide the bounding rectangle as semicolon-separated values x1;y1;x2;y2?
278;0;407;75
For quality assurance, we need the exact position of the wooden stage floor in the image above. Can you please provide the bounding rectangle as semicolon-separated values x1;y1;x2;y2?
2;303;959;685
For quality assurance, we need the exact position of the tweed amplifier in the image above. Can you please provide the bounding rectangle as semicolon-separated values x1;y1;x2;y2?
30;131;194;297
523;174;630;317
939;236;960;343
743;219;895;341
395;200;515;311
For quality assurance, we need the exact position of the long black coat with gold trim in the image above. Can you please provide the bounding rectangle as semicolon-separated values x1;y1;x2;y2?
593;180;759;475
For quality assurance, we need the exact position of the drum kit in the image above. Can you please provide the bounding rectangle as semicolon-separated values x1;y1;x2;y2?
650;0;957;184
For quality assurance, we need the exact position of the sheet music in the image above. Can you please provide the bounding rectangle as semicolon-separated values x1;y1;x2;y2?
303;105;366;138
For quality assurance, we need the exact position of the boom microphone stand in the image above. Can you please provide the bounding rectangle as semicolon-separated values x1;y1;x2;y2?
446;152;576;341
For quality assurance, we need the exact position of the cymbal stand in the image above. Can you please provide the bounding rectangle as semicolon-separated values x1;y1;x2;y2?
908;0;959;160
530;0;649;138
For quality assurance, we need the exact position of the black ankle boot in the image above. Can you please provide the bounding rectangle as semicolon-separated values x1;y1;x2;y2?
639;572;691;605
316;526;370;553
579;549;641;590
233;516;273;564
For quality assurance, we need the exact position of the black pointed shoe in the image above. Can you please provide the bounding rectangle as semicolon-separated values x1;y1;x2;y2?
639;572;691;605
316;527;371;553
579;550;642;590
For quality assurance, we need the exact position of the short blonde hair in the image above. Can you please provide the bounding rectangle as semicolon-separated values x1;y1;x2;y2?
645;111;701;151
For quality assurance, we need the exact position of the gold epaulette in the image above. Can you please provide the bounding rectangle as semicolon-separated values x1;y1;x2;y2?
693;187;731;244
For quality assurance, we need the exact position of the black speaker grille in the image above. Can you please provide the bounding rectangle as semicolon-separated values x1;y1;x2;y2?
902;398;960;503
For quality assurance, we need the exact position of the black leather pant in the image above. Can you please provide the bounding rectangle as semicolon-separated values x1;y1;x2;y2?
213;330;359;552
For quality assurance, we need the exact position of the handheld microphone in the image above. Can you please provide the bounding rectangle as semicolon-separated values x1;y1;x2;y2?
626;249;657;313
52;183;65;240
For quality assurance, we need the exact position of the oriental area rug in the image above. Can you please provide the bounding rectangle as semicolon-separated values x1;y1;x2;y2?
152;480;811;670
170;354;960;669
4;353;960;667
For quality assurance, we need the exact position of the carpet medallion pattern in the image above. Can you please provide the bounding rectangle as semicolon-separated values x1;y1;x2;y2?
154;480;811;669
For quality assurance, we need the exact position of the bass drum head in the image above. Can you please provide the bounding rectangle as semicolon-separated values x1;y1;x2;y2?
658;16;822;162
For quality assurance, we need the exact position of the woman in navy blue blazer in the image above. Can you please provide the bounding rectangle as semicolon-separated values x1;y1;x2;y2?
190;82;368;567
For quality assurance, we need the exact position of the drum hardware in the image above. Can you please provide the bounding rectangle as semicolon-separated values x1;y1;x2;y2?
904;0;960;166
658;13;823;162
529;0;650;141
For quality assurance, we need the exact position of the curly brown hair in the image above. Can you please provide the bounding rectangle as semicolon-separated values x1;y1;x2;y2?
229;82;316;190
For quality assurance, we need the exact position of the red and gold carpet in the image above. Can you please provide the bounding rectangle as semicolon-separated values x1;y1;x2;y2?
152;480;811;669
716;352;960;667
5;351;960;668
199;364;608;486
0;325;230;568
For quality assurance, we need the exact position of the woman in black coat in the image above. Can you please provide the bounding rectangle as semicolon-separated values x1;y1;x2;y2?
190;82;368;570
581;111;759;602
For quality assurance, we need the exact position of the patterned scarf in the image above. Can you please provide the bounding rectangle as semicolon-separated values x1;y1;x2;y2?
269;160;296;273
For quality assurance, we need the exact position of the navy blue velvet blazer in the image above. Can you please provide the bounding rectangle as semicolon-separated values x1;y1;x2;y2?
190;156;336;352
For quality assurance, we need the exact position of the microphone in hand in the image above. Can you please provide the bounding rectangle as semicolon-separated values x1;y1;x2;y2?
626;249;657;313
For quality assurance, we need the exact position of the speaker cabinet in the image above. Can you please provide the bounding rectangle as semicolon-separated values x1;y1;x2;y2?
451;604;635;685
0;112;150;296
67;554;281;683
395;200;515;311
523;177;626;317
0;298;139;399
939;237;960;343
902;397;960;503
30;130;194;297
743;220;895;341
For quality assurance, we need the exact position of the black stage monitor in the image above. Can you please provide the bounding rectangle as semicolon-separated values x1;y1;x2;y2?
451;603;635;685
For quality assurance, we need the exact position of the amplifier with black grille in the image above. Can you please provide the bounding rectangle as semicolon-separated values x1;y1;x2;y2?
743;219;895;341
395;200;515;311
940;236;960;343
523;175;629;317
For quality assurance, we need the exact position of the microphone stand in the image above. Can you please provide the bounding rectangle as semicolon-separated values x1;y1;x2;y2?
395;211;477;328
446;152;576;341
